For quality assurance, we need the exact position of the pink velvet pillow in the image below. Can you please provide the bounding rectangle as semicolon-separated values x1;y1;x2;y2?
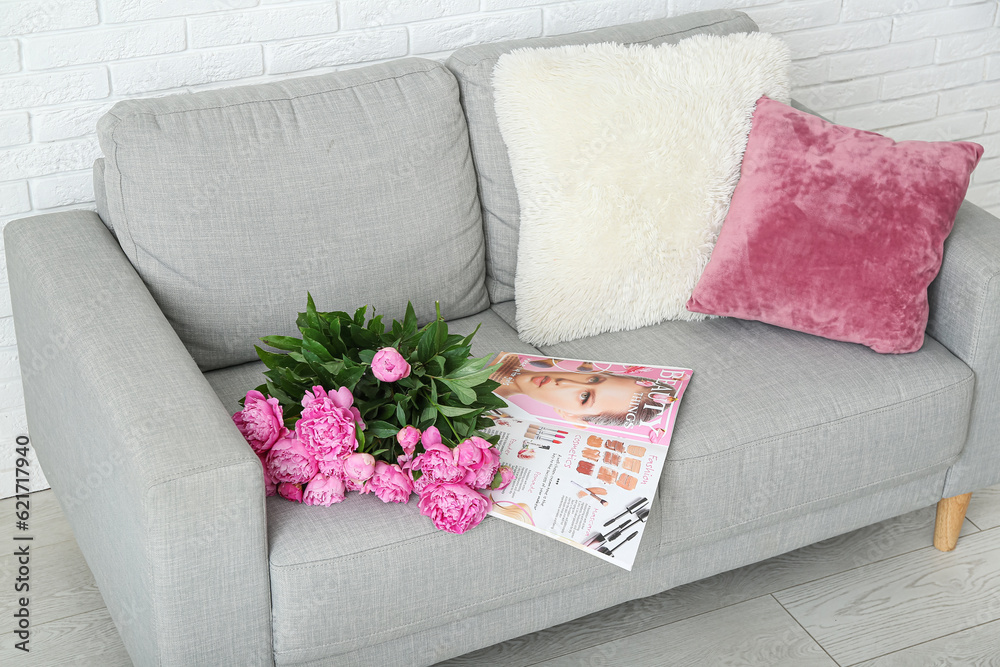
687;97;983;353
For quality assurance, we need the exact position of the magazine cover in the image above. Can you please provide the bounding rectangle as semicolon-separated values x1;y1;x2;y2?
487;353;693;444
482;418;667;570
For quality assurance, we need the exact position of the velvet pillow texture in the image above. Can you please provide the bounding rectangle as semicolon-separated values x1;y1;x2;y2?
687;97;983;354
492;33;790;346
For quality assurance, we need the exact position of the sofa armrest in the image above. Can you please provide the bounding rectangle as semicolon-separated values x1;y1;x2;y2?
926;200;1000;497
5;211;273;666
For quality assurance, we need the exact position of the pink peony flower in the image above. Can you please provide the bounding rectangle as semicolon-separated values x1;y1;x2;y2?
256;452;277;497
296;385;363;460
417;483;489;534
317;454;345;479
397;425;421;456
343;452;376;485
233;390;288;453
496;466;515;491
455;436;501;489
303;473;346;506
371;347;411;382
266;434;319;484
421;426;443;448
277;482;303;503
412;441;467;487
369;461;414;503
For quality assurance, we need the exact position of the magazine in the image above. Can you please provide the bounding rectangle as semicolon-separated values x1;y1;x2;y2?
482;353;693;570
486;352;692;444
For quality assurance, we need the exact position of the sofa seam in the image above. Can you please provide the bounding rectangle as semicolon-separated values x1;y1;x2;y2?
142;456;256;495
660;453;958;548
108;64;443;122
108;122;138;263
968;268;999;367
667;372;974;465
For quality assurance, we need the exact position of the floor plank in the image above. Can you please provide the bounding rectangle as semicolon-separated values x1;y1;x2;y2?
0;490;76;551
775;527;1000;666
533;596;837;667
967;484;1000;531
0;538;106;627
438;504;971;667
0;607;132;667
850;617;1000;667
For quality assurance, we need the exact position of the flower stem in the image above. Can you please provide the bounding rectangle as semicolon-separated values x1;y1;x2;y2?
440;411;461;442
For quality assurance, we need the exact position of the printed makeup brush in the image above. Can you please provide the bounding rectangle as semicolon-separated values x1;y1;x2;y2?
603;497;648;526
597;530;638;557
571;481;608;505
582;532;607;549
606;508;650;542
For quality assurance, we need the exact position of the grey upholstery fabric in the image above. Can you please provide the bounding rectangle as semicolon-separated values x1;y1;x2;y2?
97;58;489;371
446;9;759;304
927;201;1000;496
279;469;943;666
92;157;110;233
537;317;972;552
4;210;273;666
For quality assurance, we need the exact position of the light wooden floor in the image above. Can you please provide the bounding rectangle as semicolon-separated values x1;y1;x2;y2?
2;486;999;666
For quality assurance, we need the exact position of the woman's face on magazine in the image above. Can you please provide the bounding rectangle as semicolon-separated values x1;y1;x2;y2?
511;371;642;418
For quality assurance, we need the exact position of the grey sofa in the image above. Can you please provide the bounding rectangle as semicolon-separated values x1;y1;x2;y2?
6;9;999;667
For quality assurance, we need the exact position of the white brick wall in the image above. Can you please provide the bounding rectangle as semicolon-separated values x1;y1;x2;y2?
1;0;999;495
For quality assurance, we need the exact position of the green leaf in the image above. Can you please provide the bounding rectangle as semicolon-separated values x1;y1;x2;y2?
404;302;417;333
434;404;478;417
438;378;477;405
301;349;338;388
434;317;448;351
395;401;407;425
358;349;376;365
420;404;437;425
260;335;302;351
426;354;446;376
366;420;399;439
353;305;368;325
305;293;322;331
417;321;440;362
349;323;378;349
265;379;297;407
254;345;295;371
460;323;482;347
300;335;335;363
337;359;366;389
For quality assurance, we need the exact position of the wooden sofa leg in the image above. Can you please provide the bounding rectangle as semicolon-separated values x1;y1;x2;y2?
934;492;972;552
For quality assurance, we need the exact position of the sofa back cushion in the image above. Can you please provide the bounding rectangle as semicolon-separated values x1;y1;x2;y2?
97;58;489;371
446;9;758;305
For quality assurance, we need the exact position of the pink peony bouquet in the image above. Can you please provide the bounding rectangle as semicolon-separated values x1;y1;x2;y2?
232;297;513;534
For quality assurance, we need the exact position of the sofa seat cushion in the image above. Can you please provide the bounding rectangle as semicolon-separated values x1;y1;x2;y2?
534;315;973;554
98;58;489;371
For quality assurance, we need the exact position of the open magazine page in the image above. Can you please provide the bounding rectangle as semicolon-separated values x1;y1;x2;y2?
487;353;693;444
483;418;667;571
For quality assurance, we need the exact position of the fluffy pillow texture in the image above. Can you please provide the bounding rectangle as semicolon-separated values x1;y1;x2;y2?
492;34;790;346
687;97;984;354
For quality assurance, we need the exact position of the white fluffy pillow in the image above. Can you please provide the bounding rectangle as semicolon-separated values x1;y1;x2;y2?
493;33;790;345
